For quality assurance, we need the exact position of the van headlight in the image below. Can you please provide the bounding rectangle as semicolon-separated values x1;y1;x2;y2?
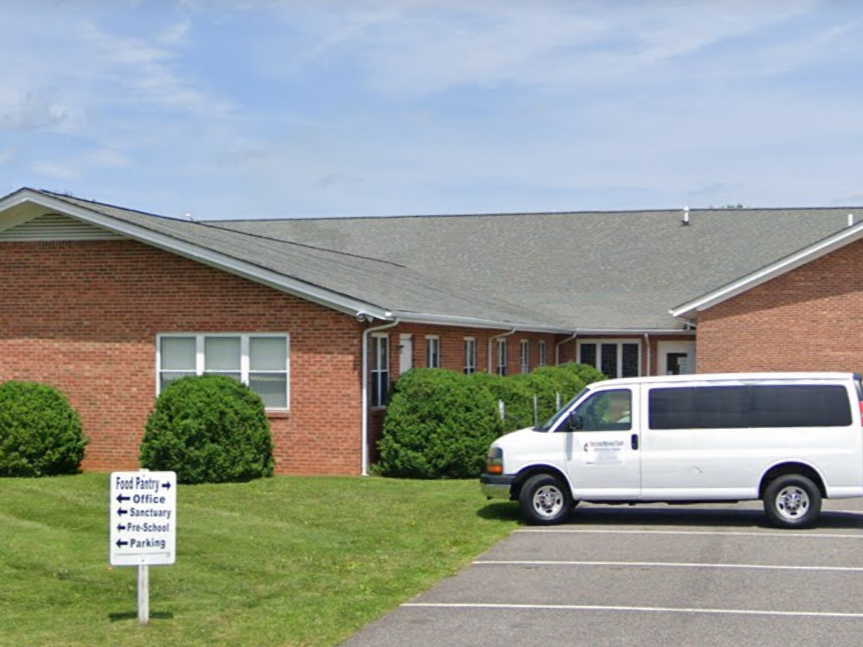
485;446;504;475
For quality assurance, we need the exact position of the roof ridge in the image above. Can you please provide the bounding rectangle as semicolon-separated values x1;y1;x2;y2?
203;204;863;224
200;221;409;269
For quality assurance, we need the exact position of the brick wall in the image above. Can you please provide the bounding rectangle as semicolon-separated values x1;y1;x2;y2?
697;239;863;373
364;324;560;458
0;239;364;476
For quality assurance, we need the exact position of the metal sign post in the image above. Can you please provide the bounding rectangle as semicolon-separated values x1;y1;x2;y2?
110;470;177;626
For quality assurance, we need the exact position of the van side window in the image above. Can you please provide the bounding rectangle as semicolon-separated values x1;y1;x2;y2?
567;389;632;432
649;384;852;430
650;387;748;430
750;385;851;427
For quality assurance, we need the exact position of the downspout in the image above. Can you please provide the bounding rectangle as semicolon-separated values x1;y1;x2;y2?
361;315;400;476
487;329;517;374
556;332;578;365
644;333;651;377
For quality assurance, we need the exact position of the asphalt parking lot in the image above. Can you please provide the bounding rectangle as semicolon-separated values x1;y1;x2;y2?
341;499;863;646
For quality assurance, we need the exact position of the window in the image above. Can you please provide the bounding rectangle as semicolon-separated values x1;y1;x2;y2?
520;340;530;374
426;336;440;369
566;389;632;432
538;340;547;367
158;334;289;409
650;386;748;430
464;337;477;375
750;385;851;428
648;385;852;430
578;340;640;378
497;339;508;376
371;335;390;408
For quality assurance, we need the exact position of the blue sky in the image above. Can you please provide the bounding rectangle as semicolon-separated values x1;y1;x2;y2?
1;0;862;219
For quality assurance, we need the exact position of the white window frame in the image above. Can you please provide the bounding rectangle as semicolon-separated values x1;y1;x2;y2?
156;333;290;410
576;338;642;379
538;340;547;367
464;337;477;375
497;339;508;376
371;333;390;409
426;335;441;369
520;339;530;374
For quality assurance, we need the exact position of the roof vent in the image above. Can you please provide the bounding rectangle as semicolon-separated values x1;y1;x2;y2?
681;206;690;226
849;213;855;227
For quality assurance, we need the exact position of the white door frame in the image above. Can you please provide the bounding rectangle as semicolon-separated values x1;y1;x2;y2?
657;340;696;375
399;334;413;374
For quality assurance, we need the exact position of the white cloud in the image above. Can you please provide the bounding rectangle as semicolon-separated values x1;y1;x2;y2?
31;160;78;181
0;90;68;131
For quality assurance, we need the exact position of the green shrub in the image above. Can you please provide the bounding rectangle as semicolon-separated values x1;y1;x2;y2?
519;371;575;425
140;375;274;484
378;369;504;479
469;372;531;431
556;361;607;384
377;362;606;480
0;381;87;477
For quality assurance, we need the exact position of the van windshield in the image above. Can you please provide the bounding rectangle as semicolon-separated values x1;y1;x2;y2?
535;388;588;431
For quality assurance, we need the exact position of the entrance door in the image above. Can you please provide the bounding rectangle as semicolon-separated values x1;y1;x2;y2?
399;334;413;374
658;340;696;375
564;387;641;498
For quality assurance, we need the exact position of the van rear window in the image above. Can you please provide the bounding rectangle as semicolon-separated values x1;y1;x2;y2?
649;384;852;430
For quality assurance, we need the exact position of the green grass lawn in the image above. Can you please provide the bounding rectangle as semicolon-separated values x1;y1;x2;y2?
0;474;520;647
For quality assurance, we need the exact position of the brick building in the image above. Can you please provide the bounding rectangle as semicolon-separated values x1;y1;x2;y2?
2;188;861;475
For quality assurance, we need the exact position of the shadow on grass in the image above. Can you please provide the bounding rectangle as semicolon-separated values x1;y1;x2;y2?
476;501;521;522
109;611;175;623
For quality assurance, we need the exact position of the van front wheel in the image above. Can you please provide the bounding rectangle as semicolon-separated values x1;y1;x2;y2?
520;474;572;525
763;475;822;529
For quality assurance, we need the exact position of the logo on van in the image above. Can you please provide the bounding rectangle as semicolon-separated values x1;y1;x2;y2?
583;440;625;452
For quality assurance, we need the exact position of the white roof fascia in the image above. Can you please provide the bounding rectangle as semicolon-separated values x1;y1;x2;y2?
572;328;693;336
1;191;391;320
670;222;863;319
391;311;571;334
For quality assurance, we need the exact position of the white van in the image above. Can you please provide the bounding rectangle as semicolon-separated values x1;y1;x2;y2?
480;373;863;528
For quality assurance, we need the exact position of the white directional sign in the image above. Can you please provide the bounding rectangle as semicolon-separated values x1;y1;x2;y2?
110;471;177;566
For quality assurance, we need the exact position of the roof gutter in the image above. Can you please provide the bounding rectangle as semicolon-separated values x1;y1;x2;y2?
361;316;400;476
390;311;570;334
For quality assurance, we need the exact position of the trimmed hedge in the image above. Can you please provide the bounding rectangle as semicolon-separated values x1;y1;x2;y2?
0;381;88;477
140;375;274;484
378;363;604;478
377;369;505;479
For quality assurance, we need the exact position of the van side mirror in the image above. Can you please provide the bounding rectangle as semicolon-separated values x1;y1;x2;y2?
569;413;584;431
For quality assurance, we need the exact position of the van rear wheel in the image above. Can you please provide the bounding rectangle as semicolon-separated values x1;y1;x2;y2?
519;474;573;525
763;475;821;529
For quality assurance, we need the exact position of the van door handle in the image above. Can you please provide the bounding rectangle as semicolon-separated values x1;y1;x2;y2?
631;434;639;450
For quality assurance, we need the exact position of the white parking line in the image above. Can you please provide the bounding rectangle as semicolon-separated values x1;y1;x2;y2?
475;560;863;573
403;602;863;619
516;529;863;539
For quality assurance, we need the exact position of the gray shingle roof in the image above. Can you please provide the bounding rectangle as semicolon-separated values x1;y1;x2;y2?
208;208;856;329
10;188;857;331
31;191;565;330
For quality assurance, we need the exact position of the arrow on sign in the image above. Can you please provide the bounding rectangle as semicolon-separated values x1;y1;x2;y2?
162;481;172;490
116;493;131;503
117;523;127;532
115;539;129;548
117;508;129;517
